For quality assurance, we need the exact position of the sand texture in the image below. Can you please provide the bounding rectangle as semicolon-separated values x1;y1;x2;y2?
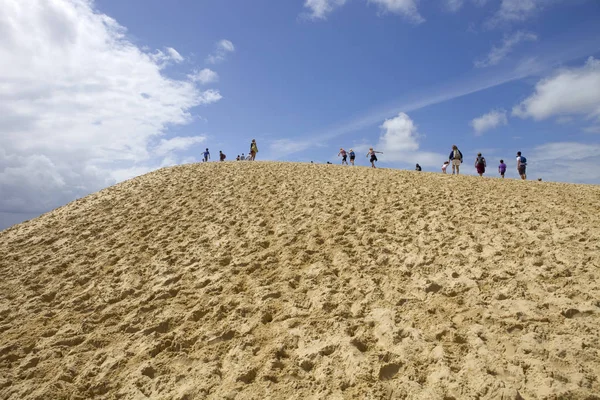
1;162;599;399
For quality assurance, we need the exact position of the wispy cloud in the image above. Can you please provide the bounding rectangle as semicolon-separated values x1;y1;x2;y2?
445;0;465;12
271;36;599;159
303;0;348;20
444;0;489;12
470;110;508;135
475;31;538;68
188;68;219;84
486;0;544;27
206;39;235;64
303;0;423;22
166;47;184;62
368;0;424;23
271;70;525;159
485;0;575;28
150;47;185;67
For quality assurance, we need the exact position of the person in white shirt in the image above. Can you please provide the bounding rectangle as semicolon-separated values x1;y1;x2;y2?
441;161;450;174
516;151;527;180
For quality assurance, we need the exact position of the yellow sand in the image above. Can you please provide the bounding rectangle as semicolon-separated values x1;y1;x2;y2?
1;162;599;400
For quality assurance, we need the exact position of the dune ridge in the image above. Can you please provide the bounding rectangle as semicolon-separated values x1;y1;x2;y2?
1;161;599;399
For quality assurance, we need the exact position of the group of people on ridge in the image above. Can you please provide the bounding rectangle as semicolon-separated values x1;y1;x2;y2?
207;139;528;180
337;147;384;168
440;145;527;179
202;139;259;163
336;144;528;179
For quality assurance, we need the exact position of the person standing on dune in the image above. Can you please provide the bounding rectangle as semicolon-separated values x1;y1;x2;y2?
498;159;507;178
338;148;348;165
349;149;356;166
250;139;258;161
203;148;210;162
449;145;463;175
516;151;527;180
366;148;383;168
475;153;486;176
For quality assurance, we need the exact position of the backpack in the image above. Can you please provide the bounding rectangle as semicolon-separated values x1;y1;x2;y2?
519;156;527;165
476;156;485;165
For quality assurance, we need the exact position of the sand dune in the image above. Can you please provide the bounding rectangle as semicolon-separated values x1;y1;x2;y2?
0;162;599;399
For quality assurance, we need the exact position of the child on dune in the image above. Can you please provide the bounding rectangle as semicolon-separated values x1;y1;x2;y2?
498;159;507;178
441;161;449;174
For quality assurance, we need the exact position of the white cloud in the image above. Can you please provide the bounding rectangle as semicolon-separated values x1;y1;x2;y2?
368;0;424;23
375;113;445;166
487;0;569;27
303;0;423;22
166;47;184;63
470;110;508;135
150;47;185;67
303;0;348;19
206;39;235;64
495;0;539;22
512;57;600;121
188;68;219;84
528;142;600;183
198;89;223;104
0;0;221;217
445;0;465;12
475;31;538;68
153;136;206;157
445;0;489;12
378;112;420;152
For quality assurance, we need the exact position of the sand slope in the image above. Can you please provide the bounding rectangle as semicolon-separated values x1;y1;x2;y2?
0;162;599;400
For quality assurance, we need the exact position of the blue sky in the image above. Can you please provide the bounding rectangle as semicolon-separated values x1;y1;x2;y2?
1;0;600;230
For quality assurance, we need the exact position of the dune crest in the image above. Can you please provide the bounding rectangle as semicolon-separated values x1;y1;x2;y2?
1;162;599;399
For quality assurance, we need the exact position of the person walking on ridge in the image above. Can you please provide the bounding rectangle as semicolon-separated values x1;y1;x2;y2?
516;151;527;180
219;151;226;161
203;148;210;162
366;148;383;168
415;164;422;171
250;139;258;161
349;149;356;166
338;148;348;165
498;159;507;178
475;153;486;176
449;145;463;175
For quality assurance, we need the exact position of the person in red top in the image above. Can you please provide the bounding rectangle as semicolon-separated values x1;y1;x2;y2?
475;153;486;176
338;148;348;165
